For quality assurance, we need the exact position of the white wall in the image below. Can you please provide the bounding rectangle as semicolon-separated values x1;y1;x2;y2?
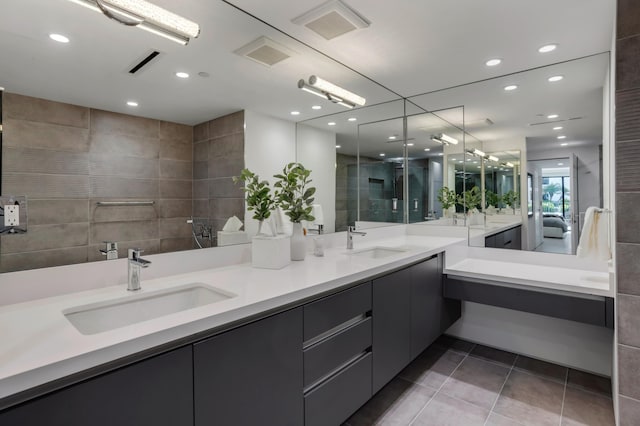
243;110;296;236
296;124;337;233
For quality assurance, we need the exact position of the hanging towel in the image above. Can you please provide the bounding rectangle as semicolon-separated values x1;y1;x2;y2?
577;207;611;261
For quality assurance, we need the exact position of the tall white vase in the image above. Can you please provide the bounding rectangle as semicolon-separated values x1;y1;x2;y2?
290;222;306;261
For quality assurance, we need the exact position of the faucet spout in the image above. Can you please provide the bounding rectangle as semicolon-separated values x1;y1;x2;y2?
347;225;367;250
127;248;151;291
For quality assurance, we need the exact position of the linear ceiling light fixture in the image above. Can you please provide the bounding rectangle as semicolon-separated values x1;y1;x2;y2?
430;133;459;145
67;0;200;45
298;75;366;109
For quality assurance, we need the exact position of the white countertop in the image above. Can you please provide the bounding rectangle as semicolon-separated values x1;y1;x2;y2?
0;234;462;402
0;224;614;404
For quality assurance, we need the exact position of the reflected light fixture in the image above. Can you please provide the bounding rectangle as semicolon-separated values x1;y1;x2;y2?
430;133;458;145
298;75;366;109
488;155;499;162
472;148;485;157
67;0;200;45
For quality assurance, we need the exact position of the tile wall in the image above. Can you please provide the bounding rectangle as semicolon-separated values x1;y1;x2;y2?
192;111;245;247
0;93;194;272
616;0;640;423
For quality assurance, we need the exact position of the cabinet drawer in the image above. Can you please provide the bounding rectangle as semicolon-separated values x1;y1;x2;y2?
304;317;371;388
304;352;372;426
304;282;372;341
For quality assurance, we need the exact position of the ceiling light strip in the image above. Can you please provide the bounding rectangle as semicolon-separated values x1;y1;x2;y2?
307;75;366;106
67;0;199;45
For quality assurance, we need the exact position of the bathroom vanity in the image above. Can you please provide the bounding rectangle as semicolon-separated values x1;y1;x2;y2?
0;226;613;425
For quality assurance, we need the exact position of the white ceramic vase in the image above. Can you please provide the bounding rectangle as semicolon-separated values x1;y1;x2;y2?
290;222;306;261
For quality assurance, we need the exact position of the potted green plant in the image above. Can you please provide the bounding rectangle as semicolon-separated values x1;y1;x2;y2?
503;190;520;214
485;190;501;215
233;168;276;236
233;168;290;269
437;187;457;219
274;162;316;261
459;186;483;225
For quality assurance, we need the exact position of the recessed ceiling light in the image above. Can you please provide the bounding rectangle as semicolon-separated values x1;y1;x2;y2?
126;101;139;107
486;58;502;67
547;114;559;119
348;117;357;122
312;105;322;110
328;122;336;126
504;85;518;91
388;135;397;140
379;153;385;157
438;153;443;156
557;163;564;166
560;143;568;146
49;33;69;43
553;126;563;130
335;145;341;148
407;143;414;147
538;44;558;53
176;72;189;79
548;75;564;82
291;111;300;116
458;161;463;163
557;135;566;139
477;166;481;169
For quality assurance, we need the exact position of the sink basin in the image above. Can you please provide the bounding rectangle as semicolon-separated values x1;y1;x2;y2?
350;246;408;259
64;283;236;335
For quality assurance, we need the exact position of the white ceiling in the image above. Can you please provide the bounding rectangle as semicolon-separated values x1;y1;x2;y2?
0;0;615;141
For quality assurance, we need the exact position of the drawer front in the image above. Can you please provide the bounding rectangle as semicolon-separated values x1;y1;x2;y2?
304;352;372;426
304;282;372;341
304;317;371;388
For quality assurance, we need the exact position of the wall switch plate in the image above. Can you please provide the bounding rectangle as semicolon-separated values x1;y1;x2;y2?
5;205;19;226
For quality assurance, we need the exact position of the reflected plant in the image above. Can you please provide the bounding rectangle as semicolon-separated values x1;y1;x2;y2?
486;190;501;207
437;187;458;210
459;186;482;212
503;190;520;208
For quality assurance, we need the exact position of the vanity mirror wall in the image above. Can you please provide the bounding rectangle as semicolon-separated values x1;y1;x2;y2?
408;53;610;254
0;0;612;271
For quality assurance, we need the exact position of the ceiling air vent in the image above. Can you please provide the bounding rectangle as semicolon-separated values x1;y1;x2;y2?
292;0;370;40
128;50;161;75
234;36;296;67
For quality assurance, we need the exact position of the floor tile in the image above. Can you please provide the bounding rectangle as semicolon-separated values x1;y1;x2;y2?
439;356;510;409
485;412;525;426
347;377;435;426
493;370;565;426
433;335;476;354
399;346;465;390
560;386;615;426
514;355;568;383
469;344;517;367
411;392;489;426
566;369;612;397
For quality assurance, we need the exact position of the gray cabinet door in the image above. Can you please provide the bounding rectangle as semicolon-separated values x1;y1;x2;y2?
0;346;193;426
372;267;411;394
194;307;303;426
410;256;442;359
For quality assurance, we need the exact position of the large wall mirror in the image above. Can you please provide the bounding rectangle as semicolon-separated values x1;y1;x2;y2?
0;0;611;272
408;53;610;254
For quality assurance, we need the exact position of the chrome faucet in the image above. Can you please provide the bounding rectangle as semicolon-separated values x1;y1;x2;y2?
100;241;118;260
127;248;151;291
347;225;367;249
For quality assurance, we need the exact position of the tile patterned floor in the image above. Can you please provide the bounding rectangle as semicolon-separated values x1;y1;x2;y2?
345;336;614;426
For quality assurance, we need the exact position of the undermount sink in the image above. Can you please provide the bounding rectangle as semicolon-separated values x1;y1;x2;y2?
350;246;408;259
64;283;236;335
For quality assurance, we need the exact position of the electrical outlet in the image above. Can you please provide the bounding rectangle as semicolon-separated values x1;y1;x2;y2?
5;205;19;226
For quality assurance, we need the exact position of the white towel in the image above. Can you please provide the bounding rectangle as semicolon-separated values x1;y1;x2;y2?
577;207;611;261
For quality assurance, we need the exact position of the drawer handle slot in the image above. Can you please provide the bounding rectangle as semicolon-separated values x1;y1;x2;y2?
303;313;369;349
303;349;371;394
